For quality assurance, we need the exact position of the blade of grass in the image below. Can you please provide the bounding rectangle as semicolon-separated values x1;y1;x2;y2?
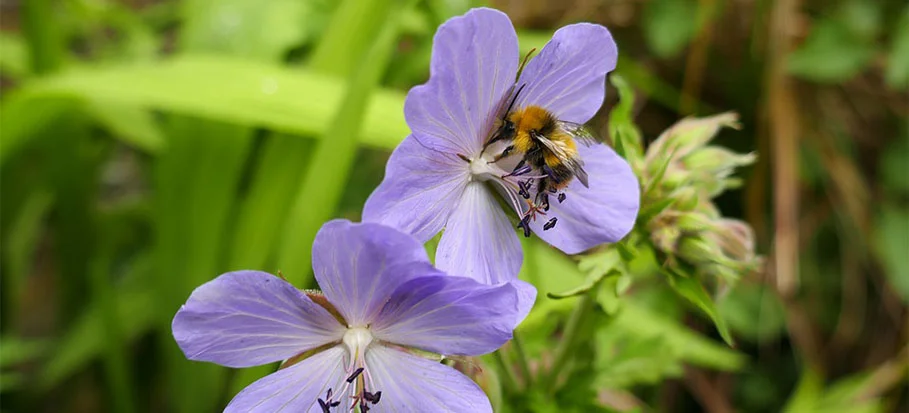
276;0;411;284
226;0;398;394
21;0;63;74
154;118;252;413
0;58;409;165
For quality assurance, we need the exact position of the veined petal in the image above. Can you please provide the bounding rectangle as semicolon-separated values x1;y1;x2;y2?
372;275;517;356
224;346;347;413
365;345;492;413
405;7;519;154
363;135;469;242
312;220;433;327
515;23;617;123
172;271;344;368
436;182;522;286
530;144;640;254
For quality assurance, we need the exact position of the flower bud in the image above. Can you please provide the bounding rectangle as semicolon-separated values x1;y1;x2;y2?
644;112;740;169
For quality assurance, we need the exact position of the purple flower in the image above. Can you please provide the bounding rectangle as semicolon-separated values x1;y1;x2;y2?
363;8;640;300
172;220;520;412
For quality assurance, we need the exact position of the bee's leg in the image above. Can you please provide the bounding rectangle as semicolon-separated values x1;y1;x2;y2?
482;133;503;151
535;179;551;212
492;145;515;163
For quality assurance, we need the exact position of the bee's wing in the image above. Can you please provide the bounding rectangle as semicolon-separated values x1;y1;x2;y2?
534;133;590;188
556;120;600;147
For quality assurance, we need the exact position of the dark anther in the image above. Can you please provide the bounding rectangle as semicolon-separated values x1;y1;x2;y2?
558;193;566;203
456;153;470;163
360;401;370;412
543;217;558;231
518;185;530;199
364;391;382;404
318;399;330;413
540;194;550;212
517;216;532;237
346;367;364;383
330;400;341;408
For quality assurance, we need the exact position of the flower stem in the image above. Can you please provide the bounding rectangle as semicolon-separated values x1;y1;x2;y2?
512;334;533;387
492;350;520;394
542;291;595;393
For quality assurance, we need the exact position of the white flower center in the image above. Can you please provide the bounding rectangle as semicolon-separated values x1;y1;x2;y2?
343;327;373;360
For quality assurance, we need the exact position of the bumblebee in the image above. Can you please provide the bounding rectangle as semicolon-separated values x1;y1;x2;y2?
485;85;597;213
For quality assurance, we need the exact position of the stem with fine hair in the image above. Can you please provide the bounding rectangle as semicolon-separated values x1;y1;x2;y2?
512;333;533;387
493;350;520;394
542;292;595;393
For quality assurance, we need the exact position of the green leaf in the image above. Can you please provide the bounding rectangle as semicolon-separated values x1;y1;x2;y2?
0;56;409;165
611;299;746;371
0;336;49;368
875;205;909;302
607;75;644;166
665;269;735;346
40;277;156;390
886;6;909;89
782;368;824;413
643;0;699;58
788;17;875;83
82;101;165;153
718;282;787;342
180;0;309;60
2;189;53;317
0;32;30;79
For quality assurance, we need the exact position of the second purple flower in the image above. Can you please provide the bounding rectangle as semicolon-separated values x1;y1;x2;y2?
364;8;640;304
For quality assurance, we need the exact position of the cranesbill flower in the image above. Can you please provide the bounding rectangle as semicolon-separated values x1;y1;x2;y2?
172;220;519;412
364;8;640;297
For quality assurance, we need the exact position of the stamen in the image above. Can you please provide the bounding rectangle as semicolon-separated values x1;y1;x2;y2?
346;367;364;383
517;216;532;237
543;217;558;231
365;391;382;403
318;399;330;413
558;193;566;203
457;153;471;163
518;184;530;200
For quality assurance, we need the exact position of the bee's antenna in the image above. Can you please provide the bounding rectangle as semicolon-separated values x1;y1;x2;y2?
517;48;536;79
504;83;526;117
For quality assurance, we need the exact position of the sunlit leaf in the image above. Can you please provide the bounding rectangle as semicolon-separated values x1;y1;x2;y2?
788;18;875;82
718;282;786;342
0;56;409;164
665;269;735;346
643;0;699;58
886;6;909;89
83;101;165;153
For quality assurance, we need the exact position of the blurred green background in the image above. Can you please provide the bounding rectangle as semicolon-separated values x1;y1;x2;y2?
0;0;906;412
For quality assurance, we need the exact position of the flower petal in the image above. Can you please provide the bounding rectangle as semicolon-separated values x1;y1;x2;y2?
172;271;344;368
405;7;519;154
530;143;640;254
365;345;492;413
224;346;348;413
312;220;433;327
372;274;517;356
436;182;522;285
515;23;617;123
362;135;469;242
